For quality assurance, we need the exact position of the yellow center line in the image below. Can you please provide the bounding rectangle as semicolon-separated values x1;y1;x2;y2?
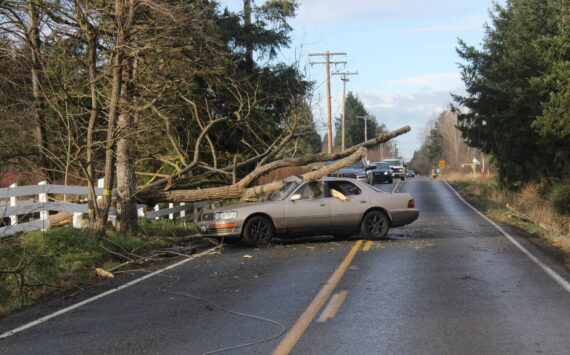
317;290;348;323
272;240;363;355
363;240;373;251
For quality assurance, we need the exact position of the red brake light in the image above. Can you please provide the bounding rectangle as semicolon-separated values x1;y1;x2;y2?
408;199;415;208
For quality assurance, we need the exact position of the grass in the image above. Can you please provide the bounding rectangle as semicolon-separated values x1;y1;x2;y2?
449;179;570;267
0;218;197;317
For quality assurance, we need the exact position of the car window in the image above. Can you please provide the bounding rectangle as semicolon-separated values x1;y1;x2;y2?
324;159;364;169
374;163;390;169
297;181;325;200
328;181;362;196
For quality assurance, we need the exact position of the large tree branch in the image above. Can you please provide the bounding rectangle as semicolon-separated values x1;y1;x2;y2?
136;125;410;204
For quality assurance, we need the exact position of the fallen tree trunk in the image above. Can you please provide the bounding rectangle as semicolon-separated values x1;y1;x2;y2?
136;125;410;204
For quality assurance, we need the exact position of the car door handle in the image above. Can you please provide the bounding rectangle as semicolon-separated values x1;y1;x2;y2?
320;203;326;207
360;200;367;203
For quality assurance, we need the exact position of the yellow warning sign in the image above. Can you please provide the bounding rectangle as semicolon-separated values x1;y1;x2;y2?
438;160;446;169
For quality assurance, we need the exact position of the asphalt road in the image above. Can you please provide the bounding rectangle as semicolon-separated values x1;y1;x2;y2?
1;177;569;354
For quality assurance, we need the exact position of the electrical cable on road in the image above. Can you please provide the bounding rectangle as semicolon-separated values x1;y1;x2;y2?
157;273;287;355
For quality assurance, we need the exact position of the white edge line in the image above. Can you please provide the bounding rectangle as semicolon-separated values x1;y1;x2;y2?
0;245;221;340
443;181;570;293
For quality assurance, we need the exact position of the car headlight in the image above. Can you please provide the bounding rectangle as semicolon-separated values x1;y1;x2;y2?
384;172;388;175
214;211;238;220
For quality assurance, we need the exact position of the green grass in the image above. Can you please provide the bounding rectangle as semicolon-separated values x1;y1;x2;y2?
0;219;197;317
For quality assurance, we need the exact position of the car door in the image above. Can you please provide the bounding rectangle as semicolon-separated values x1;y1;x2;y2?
283;181;331;234
327;180;368;232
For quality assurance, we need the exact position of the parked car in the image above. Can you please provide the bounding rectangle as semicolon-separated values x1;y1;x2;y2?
406;169;416;177
324;159;369;183
383;158;406;181
197;176;419;245
366;162;393;184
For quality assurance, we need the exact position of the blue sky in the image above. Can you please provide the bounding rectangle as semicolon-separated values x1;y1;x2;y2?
222;0;503;159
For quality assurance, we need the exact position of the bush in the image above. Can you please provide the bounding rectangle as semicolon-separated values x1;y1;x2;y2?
550;181;570;215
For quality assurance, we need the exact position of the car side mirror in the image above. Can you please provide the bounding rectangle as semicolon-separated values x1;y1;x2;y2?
290;194;301;201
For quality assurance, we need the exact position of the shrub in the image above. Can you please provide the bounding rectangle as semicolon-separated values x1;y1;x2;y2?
550;181;570;215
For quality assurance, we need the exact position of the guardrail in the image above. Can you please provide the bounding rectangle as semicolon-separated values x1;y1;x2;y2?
0;180;207;238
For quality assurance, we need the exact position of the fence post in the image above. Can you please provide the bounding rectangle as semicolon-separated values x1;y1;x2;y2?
73;212;83;228
180;202;186;218
9;183;17;225
169;203;174;220
38;181;50;232
97;178;104;202
154;204;160;220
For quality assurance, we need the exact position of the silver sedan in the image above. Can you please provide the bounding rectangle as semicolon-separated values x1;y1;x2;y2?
197;177;419;246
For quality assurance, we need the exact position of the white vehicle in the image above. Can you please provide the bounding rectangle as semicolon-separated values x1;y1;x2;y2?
383;158;406;181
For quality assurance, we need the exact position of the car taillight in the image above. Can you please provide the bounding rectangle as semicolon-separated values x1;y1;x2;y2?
408;199;415;208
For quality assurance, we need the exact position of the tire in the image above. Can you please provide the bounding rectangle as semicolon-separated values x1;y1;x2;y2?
241;216;274;246
360;211;389;240
401;176;405;181
389;178;393;184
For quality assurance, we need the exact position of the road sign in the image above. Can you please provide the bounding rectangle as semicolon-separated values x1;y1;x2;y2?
438;160;446;169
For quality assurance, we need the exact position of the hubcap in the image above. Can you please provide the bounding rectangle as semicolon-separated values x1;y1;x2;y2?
367;215;385;236
249;221;269;241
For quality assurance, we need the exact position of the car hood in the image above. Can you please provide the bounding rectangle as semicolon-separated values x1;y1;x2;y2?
371;168;391;173
204;200;279;214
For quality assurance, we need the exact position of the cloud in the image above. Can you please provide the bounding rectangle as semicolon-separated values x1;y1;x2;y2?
294;0;490;27
399;26;474;33
387;73;462;92
359;88;465;159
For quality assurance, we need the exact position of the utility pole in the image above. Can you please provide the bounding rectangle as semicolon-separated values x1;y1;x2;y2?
355;115;372;141
332;71;358;151
309;52;347;153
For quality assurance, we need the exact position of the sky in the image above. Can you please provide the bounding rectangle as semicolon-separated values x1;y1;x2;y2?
222;0;504;160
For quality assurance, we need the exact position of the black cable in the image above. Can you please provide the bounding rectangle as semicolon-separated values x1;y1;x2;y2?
157;274;287;355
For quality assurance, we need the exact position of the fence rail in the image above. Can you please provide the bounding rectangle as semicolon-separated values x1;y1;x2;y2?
0;180;207;238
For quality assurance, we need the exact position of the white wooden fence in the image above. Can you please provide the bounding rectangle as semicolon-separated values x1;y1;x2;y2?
0;180;206;238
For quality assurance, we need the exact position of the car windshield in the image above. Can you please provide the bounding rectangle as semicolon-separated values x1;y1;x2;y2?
325;159;364;169
267;181;300;201
374;163;390;169
384;160;402;166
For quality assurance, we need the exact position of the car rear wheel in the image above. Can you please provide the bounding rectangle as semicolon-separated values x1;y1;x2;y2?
389;178;393;184
242;216;274;246
360;211;389;240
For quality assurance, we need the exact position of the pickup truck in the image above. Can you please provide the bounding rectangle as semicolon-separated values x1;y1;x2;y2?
383;158;406;181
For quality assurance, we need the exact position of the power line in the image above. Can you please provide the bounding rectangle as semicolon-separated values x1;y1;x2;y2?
332;71;358;150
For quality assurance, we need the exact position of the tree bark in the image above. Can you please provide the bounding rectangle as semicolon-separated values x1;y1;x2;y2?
91;0;131;233
115;58;138;234
28;1;49;179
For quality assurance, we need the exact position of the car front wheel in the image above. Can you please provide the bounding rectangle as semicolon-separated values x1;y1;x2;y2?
360;211;389;240
242;216;274;246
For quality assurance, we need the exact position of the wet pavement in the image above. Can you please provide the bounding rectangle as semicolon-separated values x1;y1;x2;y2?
1;177;569;354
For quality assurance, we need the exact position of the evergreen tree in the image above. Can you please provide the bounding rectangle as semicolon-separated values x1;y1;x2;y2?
333;92;380;148
454;0;570;186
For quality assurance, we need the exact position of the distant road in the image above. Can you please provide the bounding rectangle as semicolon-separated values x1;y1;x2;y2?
1;177;569;354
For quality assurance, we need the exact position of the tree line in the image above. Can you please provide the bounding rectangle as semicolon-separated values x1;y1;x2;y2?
409;108;487;175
